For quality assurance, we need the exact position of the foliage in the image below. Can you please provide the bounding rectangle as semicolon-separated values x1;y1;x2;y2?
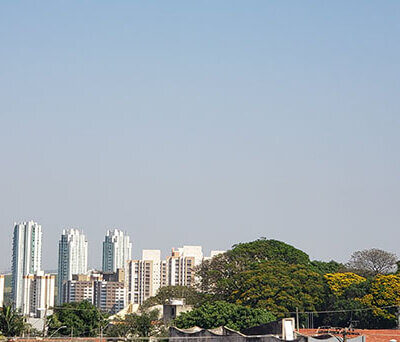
107;309;161;337
318;276;374;328
310;260;344;275
48;301;107;337
347;248;398;276
197;238;310;295
324;273;366;296
227;261;324;317
360;274;400;324
141;286;208;309
174;301;275;331
0;305;27;337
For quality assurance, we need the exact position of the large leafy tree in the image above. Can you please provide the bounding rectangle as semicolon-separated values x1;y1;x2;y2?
360;274;400;327
107;310;162;337
197;238;310;295
174;301;275;331
141;286;208;309
310;260;344;275
319;273;374;329
0;305;27;337
227;261;324;317
48;301;107;337
347;248;398;276
324;273;366;296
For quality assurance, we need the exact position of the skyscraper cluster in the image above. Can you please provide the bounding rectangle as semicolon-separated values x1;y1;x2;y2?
5;221;223;317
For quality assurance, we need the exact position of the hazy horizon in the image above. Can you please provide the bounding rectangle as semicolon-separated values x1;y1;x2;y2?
1;1;399;272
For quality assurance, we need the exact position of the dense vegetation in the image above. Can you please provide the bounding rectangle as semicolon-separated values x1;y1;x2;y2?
196;238;399;329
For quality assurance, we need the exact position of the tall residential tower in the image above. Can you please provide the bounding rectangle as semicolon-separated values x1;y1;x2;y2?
102;229;132;272
57;229;88;304
11;221;42;309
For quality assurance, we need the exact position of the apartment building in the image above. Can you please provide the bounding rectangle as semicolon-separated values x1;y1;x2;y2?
102;229;132;272
167;246;203;287
63;271;127;313
12;221;42;309
94;280;126;313
22;271;55;317
63;274;94;304
58;229;88;304
127;249;164;305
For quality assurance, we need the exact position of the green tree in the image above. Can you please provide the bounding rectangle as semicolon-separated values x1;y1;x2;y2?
174;301;275;331
107;309;161;337
48;301;107;337
141;286;208;309
310;260;344;275
197;238;310;295
227;261;324;317
0;305;27;337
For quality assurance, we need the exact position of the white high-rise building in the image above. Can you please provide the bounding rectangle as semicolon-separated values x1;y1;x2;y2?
22;271;55;317
0;275;4;307
57;229;88;304
102;229;132;272
12;221;42;309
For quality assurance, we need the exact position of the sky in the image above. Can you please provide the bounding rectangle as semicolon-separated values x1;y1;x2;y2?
0;1;399;272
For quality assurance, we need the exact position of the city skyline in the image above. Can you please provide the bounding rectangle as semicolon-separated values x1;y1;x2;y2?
0;219;399;273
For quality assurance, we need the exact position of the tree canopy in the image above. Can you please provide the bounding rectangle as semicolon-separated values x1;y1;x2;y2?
197;238;311;295
347;248;398;276
107;310;162;337
174;301;276;331
48;301;107;337
227;261;325;316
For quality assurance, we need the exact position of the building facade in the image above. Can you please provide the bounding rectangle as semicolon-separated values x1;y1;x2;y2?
167;246;203;287
12;221;42;309
63;277;94;304
127;249;164;305
57;229;88;304
63;272;126;314
94;280;126;313
22;271;55;317
102;229;132;273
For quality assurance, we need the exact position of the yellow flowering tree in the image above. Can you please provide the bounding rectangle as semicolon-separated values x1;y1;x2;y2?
361;274;400;321
324;272;366;296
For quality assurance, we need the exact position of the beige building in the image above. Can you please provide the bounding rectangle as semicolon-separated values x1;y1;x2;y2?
167;246;204;287
63;270;127;313
127;249;166;305
22;271;55;317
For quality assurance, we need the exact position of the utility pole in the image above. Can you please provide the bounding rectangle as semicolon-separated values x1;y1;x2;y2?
296;307;299;331
42;307;48;337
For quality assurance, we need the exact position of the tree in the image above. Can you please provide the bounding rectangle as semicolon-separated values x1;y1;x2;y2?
226;261;325;317
347;248;397;276
324;273;366;296
360;274;400;327
174;301;275;331
107;309;162;337
310;260;344;275
197;238;310;295
141;286;208;309
48;301;107;337
0;305;27;337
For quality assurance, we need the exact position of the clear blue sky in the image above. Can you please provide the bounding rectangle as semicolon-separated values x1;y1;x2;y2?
0;1;399;271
